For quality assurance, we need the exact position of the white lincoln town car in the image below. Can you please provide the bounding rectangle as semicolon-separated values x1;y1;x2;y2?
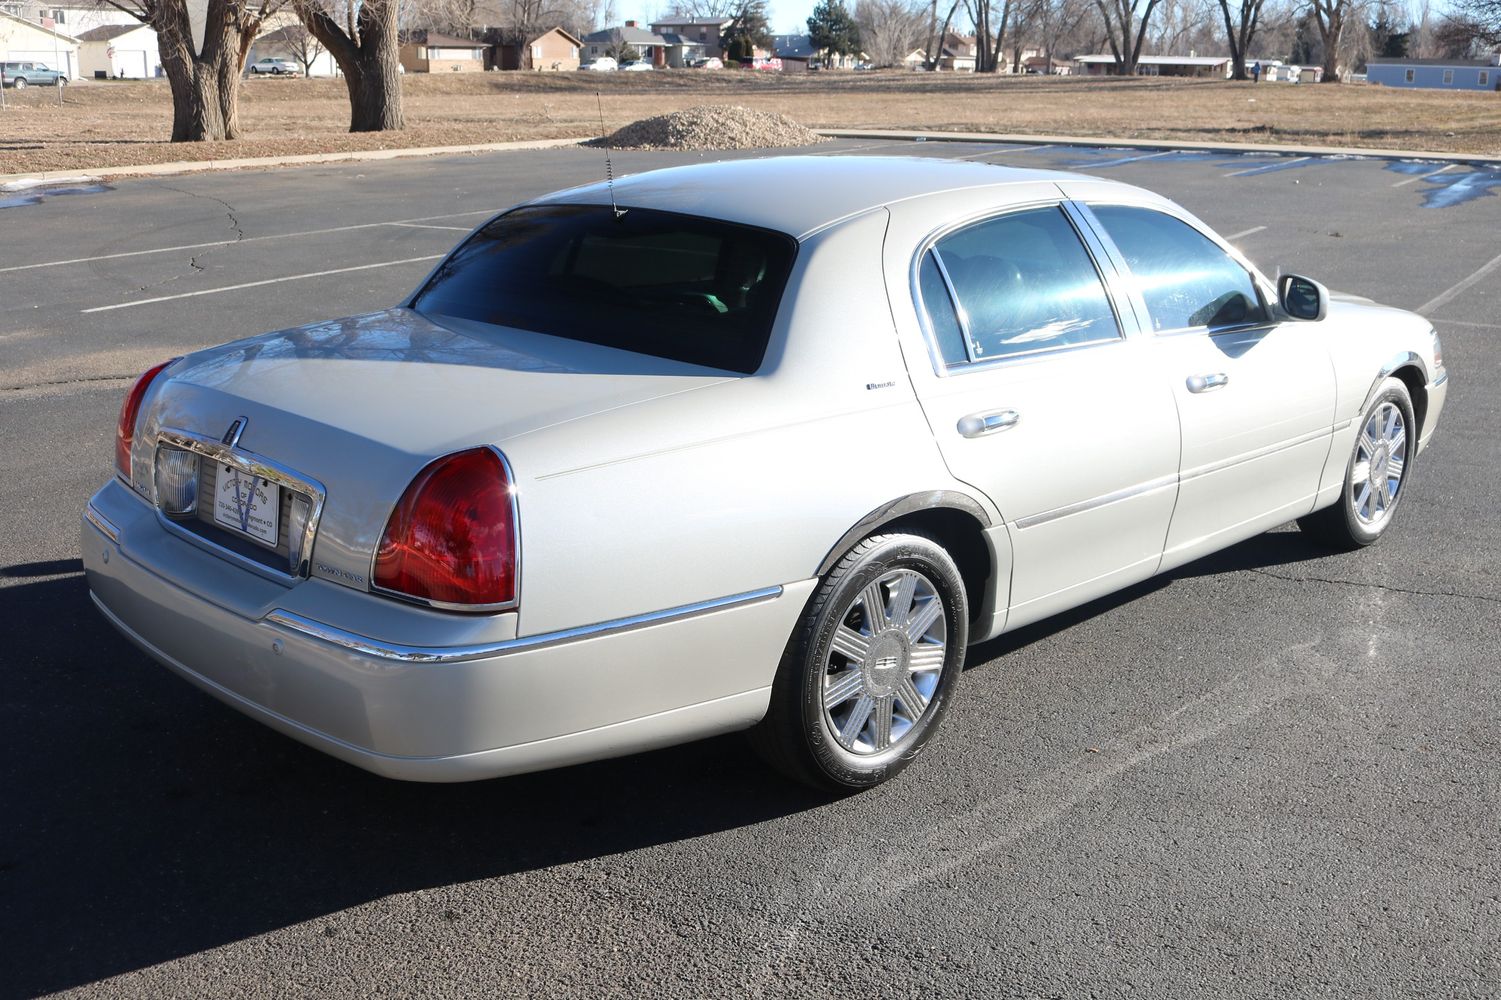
83;156;1448;789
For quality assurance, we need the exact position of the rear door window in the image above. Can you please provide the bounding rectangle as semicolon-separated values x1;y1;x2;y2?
1089;205;1268;332
411;204;797;374
924;205;1121;364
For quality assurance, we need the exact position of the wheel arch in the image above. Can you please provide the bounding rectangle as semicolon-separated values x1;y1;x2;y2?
814;492;996;626
1371;352;1428;438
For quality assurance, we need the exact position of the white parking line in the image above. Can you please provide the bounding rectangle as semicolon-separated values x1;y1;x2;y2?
1434;318;1501;330
1418;249;1501;315
1224;156;1309;178
390;222;476;232
1392;164;1456;188
0;209;502;274
812;140;916;155
1225;225;1268;240
1079;149;1176;168
80;255;445;314
950;144;1052;160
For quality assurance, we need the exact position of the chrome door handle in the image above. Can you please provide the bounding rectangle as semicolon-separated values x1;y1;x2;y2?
1186;372;1229;393
957;409;1020;438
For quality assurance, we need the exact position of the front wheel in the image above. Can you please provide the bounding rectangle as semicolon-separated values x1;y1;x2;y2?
751;533;969;790
1299;376;1415;549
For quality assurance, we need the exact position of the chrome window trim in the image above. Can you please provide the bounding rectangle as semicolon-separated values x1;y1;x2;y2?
264;585;785;664
155;427;328;580
1071;201;1278;336
927;248;975;363
907;200;1128;378
365;445;523;615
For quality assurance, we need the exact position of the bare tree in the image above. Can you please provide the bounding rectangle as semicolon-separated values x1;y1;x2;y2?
97;0;286;141
1091;0;1161;73
965;0;1015;71
1305;0;1357;81
670;0;745;16
1452;0;1501;44
922;0;961;68
276;19;327;74
855;0;927;65
295;0;402;130
1216;0;1269;76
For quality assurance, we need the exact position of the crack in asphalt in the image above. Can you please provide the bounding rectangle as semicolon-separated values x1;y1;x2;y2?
1248;566;1501;606
0;374;134;396
137;181;246;286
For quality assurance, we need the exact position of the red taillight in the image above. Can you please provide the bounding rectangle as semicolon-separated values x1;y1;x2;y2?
373;448;517;610
115;360;175;480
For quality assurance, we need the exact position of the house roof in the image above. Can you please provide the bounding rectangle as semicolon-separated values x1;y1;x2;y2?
1075;53;1230;66
531;26;583;47
400;30;482;48
254;25;313;45
1368;55;1501;68
583;25;666;46
649;16;734;27
76;23;146;42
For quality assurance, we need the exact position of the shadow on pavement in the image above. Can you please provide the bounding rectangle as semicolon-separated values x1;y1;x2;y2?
2;526;1331;996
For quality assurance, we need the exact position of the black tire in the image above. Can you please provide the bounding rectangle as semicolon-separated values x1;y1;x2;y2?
1299;376;1415;550
751;532;969;791
13;77;26;90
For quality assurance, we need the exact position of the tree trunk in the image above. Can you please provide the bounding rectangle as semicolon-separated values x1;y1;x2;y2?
153;0;257;142
298;0;404;132
1318;9;1342;82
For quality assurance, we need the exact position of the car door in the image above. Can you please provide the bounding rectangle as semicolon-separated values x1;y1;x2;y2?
1078;202;1337;571
900;202;1181;631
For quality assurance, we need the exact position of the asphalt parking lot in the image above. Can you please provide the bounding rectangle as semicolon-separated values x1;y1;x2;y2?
2;139;1498;998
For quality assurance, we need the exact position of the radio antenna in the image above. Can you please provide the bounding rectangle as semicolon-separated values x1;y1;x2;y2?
596;92;626;220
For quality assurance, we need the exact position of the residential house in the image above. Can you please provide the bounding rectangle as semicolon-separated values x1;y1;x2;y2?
0;8;79;78
648;15;733;65
581;21;667;66
1074;53;1232;77
247;24;340;77
399;30;487;73
1367;55;1500;91
76;22;158;78
936;33;975;72
0;1;135;36
493;26;581;71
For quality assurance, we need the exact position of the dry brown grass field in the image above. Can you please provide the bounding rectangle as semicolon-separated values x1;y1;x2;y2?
3;70;1499;176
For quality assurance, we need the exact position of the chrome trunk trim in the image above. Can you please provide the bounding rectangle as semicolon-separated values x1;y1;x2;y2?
263;585;786;664
84;503;119;544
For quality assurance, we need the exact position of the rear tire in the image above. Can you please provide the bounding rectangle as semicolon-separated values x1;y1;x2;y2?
13;77;26;90
751;533;968;791
1299;376;1415;549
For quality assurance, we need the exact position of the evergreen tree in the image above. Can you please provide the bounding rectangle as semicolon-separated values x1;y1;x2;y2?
808;0;864;62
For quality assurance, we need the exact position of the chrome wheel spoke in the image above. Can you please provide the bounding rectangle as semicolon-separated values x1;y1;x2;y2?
823;669;865;710
1351;460;1371;486
871;696;894;749
1388;425;1406;454
1387;454;1405;483
909;643;945;672
1359;429;1379;458
859;581;888;630
889;572;918;627
831;625;870;663
1355;482;1372;518
839;694;875;746
906;596;942;642
895;676;928;719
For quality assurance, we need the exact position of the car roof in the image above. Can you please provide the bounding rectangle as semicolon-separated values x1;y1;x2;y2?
528;155;1153;240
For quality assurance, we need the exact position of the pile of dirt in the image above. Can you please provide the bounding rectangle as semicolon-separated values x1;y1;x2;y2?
589;104;828;151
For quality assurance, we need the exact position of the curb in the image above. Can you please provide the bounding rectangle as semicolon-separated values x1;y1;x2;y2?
0;137;589;186
815;129;1501;166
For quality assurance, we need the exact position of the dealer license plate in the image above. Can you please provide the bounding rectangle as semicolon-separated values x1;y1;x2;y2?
212;465;280;547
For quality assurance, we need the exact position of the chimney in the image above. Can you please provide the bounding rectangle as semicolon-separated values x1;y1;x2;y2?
625;19;636;27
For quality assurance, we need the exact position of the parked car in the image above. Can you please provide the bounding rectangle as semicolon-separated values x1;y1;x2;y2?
247;57;300;76
688;56;724;69
1;61;67;87
620;60;654;71
580;57;617;71
84;157;1448;790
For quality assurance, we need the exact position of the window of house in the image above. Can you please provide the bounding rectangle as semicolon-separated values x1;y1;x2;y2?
50;8;65;23
1481;70;1490;86
1089;205;1267;333
416;46;427;59
1443;68;1454;84
1405;68;1415;82
923;206;1121;364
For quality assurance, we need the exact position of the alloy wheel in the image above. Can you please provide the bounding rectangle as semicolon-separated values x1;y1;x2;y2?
1350;400;1407;527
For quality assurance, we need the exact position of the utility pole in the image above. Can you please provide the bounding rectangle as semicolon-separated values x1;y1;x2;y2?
42;13;63;106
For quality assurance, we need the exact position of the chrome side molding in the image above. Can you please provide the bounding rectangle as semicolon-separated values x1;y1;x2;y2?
84;503;120;544
263;585;786;664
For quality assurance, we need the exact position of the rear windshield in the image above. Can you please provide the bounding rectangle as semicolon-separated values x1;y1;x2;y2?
411;204;797;374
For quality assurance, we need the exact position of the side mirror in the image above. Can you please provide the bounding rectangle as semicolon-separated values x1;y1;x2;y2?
1278;273;1328;322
